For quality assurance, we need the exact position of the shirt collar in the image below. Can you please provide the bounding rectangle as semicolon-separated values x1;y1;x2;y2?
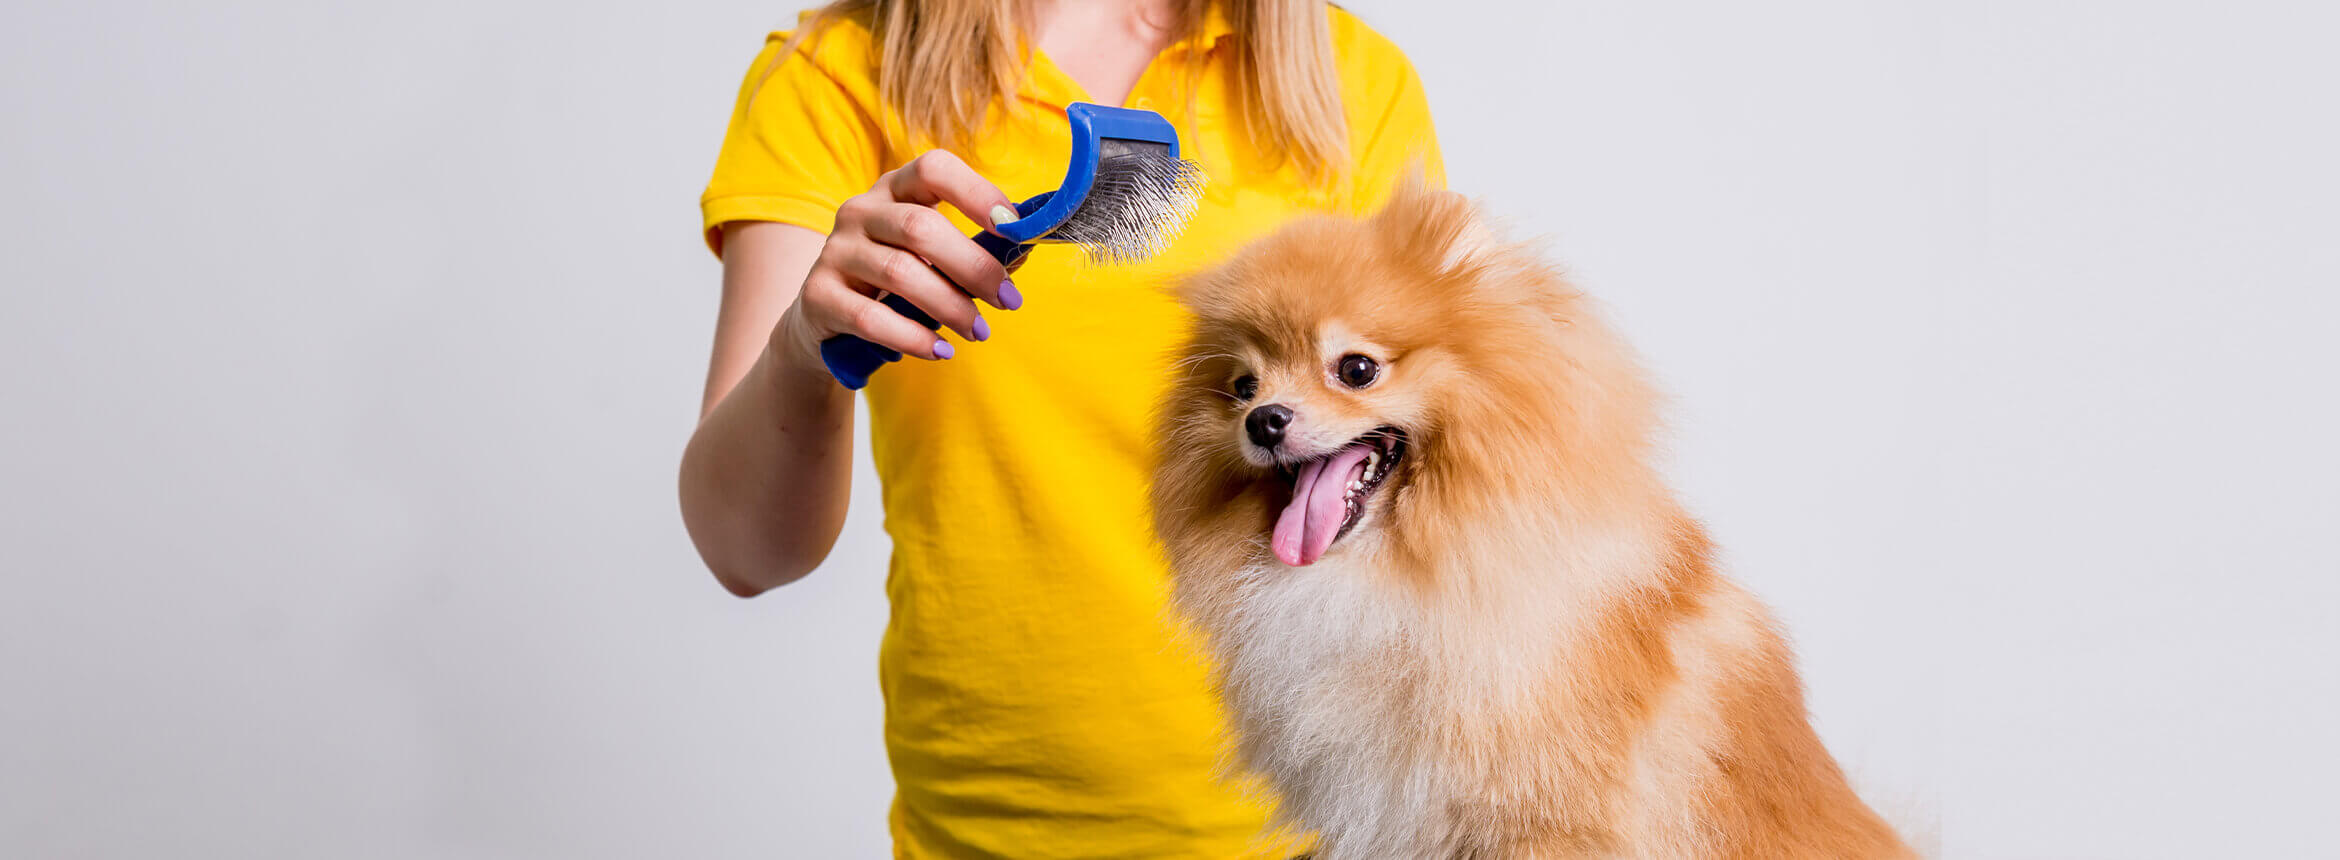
1193;3;1235;48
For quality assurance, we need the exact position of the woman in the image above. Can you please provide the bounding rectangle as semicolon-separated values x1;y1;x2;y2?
679;0;1440;855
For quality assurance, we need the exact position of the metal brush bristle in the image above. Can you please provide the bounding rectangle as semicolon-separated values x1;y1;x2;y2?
1052;144;1206;264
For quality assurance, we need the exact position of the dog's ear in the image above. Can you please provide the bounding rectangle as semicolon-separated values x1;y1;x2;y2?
1373;172;1495;274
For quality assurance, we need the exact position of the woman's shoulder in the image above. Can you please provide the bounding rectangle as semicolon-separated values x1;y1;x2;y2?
1326;6;1418;74
1324;5;1427;121
1322;6;1440;200
757;8;881;79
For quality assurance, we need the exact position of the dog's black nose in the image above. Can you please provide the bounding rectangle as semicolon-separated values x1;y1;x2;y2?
1246;404;1294;448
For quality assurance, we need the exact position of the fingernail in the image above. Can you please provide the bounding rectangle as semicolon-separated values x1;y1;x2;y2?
997;279;1023;311
932;339;954;360
989;205;1018;230
971;316;991;342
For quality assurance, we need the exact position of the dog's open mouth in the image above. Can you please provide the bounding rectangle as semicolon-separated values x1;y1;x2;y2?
1270;426;1408;567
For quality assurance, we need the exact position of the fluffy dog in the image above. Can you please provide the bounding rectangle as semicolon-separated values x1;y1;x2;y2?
1149;182;1911;859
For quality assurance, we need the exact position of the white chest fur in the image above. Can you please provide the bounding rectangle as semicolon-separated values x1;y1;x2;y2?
1186;520;1676;858
1201;552;1575;859
1205;557;1441;857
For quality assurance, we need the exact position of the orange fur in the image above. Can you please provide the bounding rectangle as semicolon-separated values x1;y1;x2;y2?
1149;181;1912;859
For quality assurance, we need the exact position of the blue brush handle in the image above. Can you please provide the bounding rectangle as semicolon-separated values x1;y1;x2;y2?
819;197;1045;390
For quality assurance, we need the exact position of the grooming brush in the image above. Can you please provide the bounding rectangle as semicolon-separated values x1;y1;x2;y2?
820;102;1205;390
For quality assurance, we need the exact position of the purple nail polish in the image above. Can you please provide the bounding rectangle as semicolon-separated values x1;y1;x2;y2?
932;339;954;360
998;280;1023;311
972;317;991;342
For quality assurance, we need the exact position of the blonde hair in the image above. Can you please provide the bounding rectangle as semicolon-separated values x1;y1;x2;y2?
761;0;1346;180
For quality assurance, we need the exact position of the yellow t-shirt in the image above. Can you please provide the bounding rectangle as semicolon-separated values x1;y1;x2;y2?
701;8;1441;858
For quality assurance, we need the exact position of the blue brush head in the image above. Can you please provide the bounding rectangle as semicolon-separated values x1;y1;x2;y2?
822;103;1202;390
988;103;1203;262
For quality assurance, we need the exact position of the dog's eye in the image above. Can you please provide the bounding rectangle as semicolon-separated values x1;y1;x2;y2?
1336;354;1380;389
1231;374;1259;400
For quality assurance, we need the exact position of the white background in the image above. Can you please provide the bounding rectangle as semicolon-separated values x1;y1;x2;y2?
4;0;2334;857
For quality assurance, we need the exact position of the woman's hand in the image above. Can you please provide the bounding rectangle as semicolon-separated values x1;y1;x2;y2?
770;150;1025;375
684;151;1021;595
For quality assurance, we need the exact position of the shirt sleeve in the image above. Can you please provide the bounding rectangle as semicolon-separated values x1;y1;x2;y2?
1335;16;1446;214
699;25;889;256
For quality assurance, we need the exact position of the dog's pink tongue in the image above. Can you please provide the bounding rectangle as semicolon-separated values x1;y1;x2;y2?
1270;458;1324;566
1270;443;1375;567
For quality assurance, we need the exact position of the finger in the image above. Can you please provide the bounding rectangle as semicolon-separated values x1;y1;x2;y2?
861;202;1013;310
835;240;985;343
886;150;1018;234
806;273;956;361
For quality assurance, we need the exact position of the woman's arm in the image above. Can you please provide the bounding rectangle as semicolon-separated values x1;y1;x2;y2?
680;221;852;596
680;153;1017;596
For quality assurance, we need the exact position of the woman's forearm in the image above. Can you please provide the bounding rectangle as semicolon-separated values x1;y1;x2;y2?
679;341;855;596
680;219;856;597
